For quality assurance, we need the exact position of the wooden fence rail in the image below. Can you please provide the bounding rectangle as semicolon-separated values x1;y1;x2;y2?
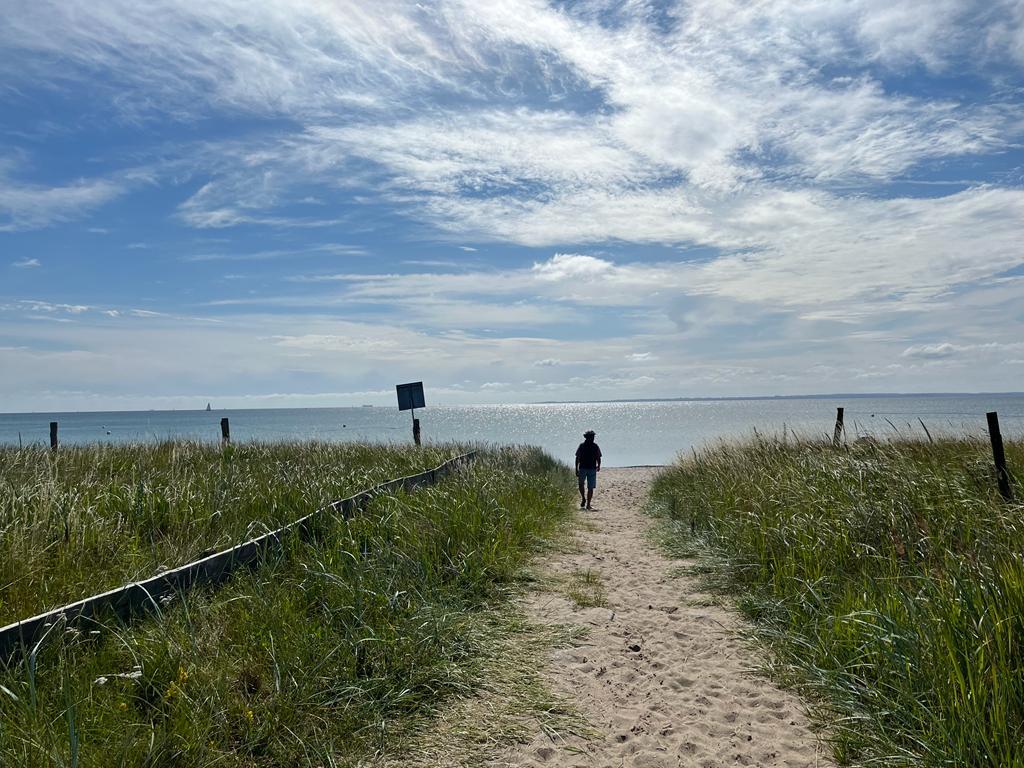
0;451;476;664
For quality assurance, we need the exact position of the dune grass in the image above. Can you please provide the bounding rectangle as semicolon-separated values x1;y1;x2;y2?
0;445;574;767
0;441;458;625
651;436;1024;767
566;568;606;609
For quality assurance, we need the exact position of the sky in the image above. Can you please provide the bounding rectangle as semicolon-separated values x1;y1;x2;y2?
2;0;1024;412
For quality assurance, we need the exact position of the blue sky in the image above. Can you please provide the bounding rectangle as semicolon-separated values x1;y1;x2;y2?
2;0;1023;411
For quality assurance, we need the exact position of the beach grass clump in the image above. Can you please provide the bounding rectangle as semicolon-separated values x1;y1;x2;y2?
566;568;607;608
0;445;573;767
0;441;457;624
651;436;1024;767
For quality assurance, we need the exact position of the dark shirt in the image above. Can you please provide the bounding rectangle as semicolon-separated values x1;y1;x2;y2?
575;441;602;469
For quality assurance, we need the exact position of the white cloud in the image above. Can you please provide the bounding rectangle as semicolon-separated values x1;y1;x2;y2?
182;244;367;262
0;174;124;231
902;340;1024;360
533;253;613;281
12;300;93;314
1;299;205;324
7;1;1016;232
400;259;462;268
0;1;474;119
278;206;1024;323
12;258;40;268
688;187;1024;310
902;342;961;359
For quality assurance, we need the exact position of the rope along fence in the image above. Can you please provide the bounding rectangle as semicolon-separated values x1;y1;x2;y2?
0;451;476;663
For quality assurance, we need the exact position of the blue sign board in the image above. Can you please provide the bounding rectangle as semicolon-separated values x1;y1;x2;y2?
396;381;426;411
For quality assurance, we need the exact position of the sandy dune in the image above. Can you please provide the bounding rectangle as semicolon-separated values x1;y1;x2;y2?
490;467;834;768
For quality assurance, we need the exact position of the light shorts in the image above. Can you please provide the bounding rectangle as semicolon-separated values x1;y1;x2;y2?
578;468;597;490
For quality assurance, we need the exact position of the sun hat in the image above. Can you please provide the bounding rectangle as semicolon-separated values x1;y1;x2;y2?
583;430;596;437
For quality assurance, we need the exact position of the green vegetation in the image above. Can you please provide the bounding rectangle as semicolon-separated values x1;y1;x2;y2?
566;568;606;608
0;445;573;767
651;436;1024;767
0;442;457;624
368;612;590;768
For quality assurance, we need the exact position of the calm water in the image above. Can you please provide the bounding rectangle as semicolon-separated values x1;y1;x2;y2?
1;395;1022;467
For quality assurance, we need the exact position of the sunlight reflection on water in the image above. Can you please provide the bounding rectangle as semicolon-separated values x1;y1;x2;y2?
2;395;1022;466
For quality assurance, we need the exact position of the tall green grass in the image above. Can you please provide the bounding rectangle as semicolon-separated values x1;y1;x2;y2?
652;436;1024;767
0;445;573;767
0;442;457;624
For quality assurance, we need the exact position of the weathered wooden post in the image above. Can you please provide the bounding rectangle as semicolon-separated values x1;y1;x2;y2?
49;421;58;451
832;407;844;447
396;381;426;446
987;411;1013;500
220;417;230;445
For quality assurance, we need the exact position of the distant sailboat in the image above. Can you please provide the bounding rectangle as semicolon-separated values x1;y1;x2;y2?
205;403;212;411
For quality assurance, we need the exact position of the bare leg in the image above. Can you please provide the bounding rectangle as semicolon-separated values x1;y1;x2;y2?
579;479;586;507
586;486;594;508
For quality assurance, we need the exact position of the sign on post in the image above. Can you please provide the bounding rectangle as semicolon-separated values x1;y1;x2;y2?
396;382;426;411
396;381;426;445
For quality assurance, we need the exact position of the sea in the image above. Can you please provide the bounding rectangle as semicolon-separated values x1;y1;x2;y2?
1;394;1022;467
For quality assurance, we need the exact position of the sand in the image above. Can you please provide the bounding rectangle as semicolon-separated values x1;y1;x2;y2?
489;467;834;768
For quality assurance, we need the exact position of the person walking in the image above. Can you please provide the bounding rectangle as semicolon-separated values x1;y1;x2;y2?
575;429;602;509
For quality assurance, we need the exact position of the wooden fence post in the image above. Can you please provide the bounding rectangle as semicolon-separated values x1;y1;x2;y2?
832;407;844;447
49;421;58;451
220;417;230;445
413;417;421;446
987;411;1013;500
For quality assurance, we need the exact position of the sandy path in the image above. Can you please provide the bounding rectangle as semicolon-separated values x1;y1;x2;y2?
490;467;834;768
